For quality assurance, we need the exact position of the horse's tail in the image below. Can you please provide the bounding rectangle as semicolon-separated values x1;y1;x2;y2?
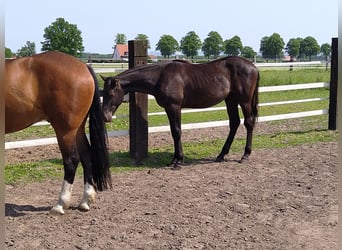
87;65;112;191
251;70;259;120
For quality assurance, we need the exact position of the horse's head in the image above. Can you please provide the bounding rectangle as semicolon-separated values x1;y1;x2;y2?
101;76;126;122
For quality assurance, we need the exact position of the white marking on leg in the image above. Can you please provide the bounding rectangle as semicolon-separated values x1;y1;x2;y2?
50;180;73;215
78;182;96;211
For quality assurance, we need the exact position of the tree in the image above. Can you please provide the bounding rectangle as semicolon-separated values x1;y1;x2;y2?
259;33;285;60
135;34;150;49
17;41;36;57
321;43;331;70
300;36;320;60
259;36;269;58
115;33;127;44
180;31;202;59
156;34;179;58
286;38;302;60
320;43;331;60
5;47;14;58
224;35;243;56
202;31;223;58
41;17;84;57
241;46;256;59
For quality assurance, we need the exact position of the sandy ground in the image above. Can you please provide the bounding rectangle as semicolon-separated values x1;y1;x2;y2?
5;122;338;249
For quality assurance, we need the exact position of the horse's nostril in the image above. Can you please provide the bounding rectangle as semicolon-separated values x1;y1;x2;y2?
104;112;112;122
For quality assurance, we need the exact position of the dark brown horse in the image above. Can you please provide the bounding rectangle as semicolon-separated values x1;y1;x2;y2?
5;51;111;214
102;56;259;168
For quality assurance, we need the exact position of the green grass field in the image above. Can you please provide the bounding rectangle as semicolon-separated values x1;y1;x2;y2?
5;68;337;184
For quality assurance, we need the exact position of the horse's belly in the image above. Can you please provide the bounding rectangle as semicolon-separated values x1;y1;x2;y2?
182;100;222;109
5;108;46;133
182;92;227;108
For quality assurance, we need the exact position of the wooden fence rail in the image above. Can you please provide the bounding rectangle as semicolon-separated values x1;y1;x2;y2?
5;82;329;150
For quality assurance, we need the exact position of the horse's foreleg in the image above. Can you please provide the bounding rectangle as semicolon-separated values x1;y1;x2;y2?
165;106;183;168
216;100;240;162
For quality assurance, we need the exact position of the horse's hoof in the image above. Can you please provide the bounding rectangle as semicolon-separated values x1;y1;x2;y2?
171;164;182;170
239;157;249;164
50;205;65;215
215;156;224;162
78;203;90;212
167;160;180;166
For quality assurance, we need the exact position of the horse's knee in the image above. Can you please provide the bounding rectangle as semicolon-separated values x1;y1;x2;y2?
171;127;182;141
244;116;255;130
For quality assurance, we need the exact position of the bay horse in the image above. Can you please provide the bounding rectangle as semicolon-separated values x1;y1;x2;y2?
5;51;111;214
102;56;259;168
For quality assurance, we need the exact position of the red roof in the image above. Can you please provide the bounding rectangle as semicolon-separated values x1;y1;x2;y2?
113;44;128;58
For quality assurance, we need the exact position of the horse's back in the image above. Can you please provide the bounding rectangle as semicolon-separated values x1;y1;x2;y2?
5;51;94;133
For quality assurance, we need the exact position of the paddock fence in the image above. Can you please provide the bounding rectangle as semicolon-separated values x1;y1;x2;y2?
88;61;327;73
5;81;330;150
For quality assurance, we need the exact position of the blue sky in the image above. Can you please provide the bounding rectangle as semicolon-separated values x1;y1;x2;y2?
5;0;338;54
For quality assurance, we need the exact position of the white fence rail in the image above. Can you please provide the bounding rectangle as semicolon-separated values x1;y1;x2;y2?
255;61;323;68
5;82;329;150
89;61;326;74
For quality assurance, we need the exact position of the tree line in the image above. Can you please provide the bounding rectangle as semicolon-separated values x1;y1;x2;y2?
5;17;332;61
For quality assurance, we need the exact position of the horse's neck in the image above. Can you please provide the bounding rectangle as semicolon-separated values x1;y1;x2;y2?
122;79;156;95
119;66;163;95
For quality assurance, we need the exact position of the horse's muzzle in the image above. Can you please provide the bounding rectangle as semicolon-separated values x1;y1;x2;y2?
103;110;113;122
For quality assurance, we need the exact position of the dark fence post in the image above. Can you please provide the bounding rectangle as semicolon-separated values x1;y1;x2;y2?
328;37;338;130
128;40;148;164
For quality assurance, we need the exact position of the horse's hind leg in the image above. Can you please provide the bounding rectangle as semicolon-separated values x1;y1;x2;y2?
76;128;97;212
216;99;240;162
240;102;256;163
50;130;79;215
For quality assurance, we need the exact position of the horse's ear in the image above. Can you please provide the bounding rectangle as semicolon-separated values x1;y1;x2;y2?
100;75;106;82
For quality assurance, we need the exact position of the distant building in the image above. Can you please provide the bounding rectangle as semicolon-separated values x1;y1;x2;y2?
148;54;158;62
112;44;129;61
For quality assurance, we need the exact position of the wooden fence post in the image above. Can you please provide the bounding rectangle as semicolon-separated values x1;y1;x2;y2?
128;40;148;164
328;37;338;130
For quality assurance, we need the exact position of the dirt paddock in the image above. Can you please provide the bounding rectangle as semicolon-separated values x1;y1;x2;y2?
5;124;338;249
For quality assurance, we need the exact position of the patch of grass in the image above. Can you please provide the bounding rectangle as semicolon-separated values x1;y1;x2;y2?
5;116;337;185
5;160;65;185
259;69;330;86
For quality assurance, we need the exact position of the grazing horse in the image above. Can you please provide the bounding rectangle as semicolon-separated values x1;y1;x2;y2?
5;51;111;214
102;56;259;168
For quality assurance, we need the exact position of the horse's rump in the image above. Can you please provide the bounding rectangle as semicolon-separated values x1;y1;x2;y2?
5;51;94;133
